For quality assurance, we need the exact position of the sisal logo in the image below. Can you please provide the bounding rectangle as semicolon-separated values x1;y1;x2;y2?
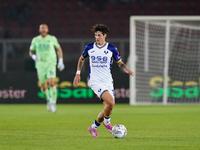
149;76;200;98
37;77;129;99
38;89;94;99
37;77;94;99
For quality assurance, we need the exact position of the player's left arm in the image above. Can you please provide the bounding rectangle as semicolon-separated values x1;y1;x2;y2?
53;36;64;71
55;46;65;71
112;45;134;76
55;46;63;59
117;60;134;76
29;38;40;61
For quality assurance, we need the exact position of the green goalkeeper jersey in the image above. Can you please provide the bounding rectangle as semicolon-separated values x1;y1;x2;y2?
30;34;60;68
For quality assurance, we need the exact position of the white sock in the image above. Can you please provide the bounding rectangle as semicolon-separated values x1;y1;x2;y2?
104;116;111;125
91;120;101;129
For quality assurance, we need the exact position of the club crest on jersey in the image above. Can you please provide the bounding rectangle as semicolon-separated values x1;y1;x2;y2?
104;50;109;55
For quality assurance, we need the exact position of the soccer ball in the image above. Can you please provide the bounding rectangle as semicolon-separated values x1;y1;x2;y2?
112;124;127;139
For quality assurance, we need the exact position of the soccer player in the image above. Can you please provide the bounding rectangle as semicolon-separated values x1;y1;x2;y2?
29;24;65;113
73;24;134;137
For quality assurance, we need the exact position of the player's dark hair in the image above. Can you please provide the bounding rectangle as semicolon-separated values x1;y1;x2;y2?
91;24;109;35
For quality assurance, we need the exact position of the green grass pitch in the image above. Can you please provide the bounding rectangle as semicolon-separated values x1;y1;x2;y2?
0;104;200;150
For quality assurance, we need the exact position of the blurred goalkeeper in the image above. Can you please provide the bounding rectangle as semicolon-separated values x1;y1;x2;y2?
29;24;64;113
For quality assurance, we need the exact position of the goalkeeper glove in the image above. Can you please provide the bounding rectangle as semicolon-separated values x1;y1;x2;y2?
32;54;40;61
57;58;65;71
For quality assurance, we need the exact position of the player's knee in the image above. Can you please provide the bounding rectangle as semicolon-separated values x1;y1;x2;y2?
41;86;47;91
49;82;55;87
107;98;115;109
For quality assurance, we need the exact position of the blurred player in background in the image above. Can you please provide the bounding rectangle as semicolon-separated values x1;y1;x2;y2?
73;24;134;137
29;24;65;113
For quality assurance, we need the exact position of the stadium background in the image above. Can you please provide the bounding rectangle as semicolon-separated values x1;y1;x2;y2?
0;0;199;104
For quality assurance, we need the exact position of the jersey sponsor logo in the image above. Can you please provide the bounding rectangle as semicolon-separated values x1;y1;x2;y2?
91;50;95;53
92;64;108;67
38;44;50;50
91;56;108;64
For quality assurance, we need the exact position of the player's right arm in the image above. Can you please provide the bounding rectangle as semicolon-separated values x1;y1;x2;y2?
73;56;85;86
29;50;40;61
29;50;35;57
73;43;91;86
29;38;40;61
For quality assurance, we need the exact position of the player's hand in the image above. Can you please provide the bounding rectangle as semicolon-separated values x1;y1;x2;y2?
57;58;65;71
128;70;134;76
73;74;81;86
32;54;40;61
